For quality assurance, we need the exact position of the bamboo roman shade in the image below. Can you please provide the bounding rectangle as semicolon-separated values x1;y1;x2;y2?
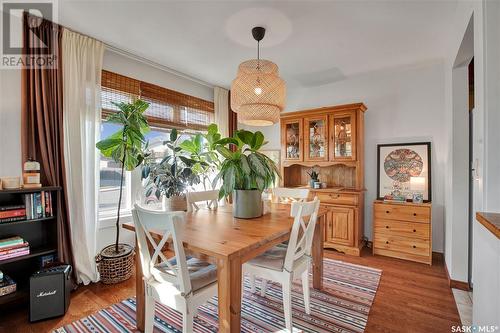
101;70;214;131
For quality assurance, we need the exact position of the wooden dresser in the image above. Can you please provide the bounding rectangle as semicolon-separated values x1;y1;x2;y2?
280;103;366;256
372;200;432;265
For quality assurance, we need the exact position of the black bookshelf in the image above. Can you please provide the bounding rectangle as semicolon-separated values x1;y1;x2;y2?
0;186;61;307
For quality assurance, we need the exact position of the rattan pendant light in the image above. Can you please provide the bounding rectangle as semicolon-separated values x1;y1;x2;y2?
231;27;286;126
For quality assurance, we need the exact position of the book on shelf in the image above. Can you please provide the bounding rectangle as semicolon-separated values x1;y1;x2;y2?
0;208;26;219
0;236;24;249
0;216;26;223
23;191;53;220
0;248;30;261
0;242;29;256
0;275;16;297
0;204;25;212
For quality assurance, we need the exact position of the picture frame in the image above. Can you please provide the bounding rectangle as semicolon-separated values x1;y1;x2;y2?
377;142;432;202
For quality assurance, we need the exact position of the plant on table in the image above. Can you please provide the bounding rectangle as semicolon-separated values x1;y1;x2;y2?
213;129;280;218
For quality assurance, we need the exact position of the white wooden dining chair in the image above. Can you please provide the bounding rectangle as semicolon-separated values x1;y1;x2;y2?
186;189;219;213
243;198;320;332
132;204;218;333
273;187;310;206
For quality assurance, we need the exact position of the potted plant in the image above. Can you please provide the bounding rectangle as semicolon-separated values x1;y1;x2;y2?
95;99;150;284
213;129;279;218
307;167;320;188
178;124;222;190
142;128;201;211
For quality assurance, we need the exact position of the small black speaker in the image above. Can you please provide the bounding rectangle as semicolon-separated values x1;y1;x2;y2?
29;264;72;322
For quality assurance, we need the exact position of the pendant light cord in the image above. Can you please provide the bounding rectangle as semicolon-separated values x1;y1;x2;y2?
257;40;260;70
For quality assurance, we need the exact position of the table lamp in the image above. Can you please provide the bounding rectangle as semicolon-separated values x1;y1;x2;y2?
410;176;425;203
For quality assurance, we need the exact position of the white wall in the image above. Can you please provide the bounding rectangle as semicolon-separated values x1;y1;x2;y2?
263;61;447;252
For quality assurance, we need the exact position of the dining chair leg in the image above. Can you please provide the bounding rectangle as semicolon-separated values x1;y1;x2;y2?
144;295;155;333
301;269;311;315
260;278;268;297
183;311;194;333
282;279;293;332
249;274;256;293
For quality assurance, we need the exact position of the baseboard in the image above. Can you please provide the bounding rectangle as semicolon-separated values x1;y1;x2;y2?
444;259;470;291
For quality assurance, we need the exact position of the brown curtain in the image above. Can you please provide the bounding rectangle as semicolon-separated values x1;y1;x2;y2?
228;91;238;138
21;13;75;276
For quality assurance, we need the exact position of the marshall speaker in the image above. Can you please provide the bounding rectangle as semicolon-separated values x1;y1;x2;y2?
29;264;72;322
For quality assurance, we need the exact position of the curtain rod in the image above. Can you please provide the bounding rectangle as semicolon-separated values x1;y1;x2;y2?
103;43;214;89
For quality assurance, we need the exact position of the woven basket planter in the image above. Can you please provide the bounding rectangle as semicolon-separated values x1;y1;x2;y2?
163;194;187;211
96;243;134;284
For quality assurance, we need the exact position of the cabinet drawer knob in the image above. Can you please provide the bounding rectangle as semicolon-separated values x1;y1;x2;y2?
413;245;416;248
385;225;389;229
386;241;389;244
413;229;416;232
413;213;417;216
386;210;390;214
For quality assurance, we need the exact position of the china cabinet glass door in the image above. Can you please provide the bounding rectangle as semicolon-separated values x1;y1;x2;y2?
305;116;328;161
330;112;356;161
281;119;303;161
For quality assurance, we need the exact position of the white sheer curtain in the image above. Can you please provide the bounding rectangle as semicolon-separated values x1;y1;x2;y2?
214;87;229;137
62;29;104;284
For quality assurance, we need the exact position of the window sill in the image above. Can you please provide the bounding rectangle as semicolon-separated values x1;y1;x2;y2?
98;210;132;229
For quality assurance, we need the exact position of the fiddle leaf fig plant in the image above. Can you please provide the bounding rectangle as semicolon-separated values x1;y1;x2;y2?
213;129;280;200
178;123;222;190
142;128;202;199
96;99;150;253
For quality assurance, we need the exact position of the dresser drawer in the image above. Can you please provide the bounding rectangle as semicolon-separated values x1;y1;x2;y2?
374;219;430;239
373;233;430;257
315;192;358;206
374;203;430;223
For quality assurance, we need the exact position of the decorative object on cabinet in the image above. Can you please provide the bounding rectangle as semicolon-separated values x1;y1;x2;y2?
280;103;367;256
231;27;286;126
23;159;41;189
1;177;21;190
377;142;432;202
306;167;320;188
372;200;432;265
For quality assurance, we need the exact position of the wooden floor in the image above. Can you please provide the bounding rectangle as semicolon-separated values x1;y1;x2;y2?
1;248;461;333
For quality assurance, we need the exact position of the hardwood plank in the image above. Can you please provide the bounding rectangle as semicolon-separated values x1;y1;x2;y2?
2;248;461;333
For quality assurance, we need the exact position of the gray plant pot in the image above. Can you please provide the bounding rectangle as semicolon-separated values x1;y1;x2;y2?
233;189;263;219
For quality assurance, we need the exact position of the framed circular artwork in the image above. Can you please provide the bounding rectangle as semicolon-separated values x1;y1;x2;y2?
377;142;431;202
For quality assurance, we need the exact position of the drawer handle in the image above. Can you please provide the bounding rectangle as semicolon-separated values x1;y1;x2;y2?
386;241;389;244
413;229;416;232
330;194;340;199
413;213;417;216
413;245;416;248
386;210;390;214
385;225;389;229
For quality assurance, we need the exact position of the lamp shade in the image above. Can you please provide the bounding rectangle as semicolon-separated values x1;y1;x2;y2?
410;176;426;192
230;59;286;126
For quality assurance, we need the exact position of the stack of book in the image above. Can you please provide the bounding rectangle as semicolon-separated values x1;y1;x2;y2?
0;271;17;297
0;236;30;261
24;191;53;220
0;205;26;223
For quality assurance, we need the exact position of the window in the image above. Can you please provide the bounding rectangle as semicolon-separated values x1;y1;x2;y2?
98;71;215;219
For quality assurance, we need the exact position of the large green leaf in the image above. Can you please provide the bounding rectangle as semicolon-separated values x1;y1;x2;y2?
248;153;266;177
251;131;265;150
236;130;253;145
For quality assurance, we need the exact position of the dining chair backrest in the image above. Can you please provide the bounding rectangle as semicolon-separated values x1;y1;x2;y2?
132;204;192;294
283;197;320;272
273;187;310;205
186;190;219;212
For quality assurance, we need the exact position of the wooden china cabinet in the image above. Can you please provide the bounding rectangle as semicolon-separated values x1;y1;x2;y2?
280;103;367;256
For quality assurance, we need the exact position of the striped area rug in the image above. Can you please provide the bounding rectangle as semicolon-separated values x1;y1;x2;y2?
54;259;381;333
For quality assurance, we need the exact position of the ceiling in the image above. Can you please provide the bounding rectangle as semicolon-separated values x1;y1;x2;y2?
59;0;457;89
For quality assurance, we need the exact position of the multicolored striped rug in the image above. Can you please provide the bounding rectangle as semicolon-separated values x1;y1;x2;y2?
54;259;381;333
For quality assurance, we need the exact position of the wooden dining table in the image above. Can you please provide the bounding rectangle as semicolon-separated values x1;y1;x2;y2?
123;203;327;333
